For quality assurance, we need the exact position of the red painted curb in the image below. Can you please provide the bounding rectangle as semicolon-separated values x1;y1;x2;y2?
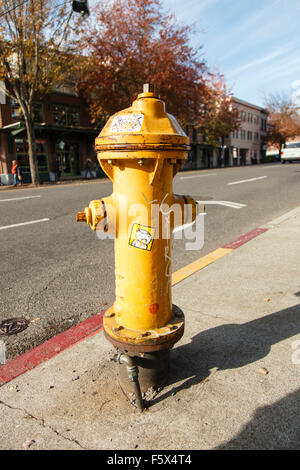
222;227;268;250
0;311;104;384
0;227;269;385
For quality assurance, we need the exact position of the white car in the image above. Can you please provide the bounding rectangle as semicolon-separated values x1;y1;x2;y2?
281;141;300;163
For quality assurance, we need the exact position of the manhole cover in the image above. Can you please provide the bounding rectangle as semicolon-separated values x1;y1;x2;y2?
0;317;30;336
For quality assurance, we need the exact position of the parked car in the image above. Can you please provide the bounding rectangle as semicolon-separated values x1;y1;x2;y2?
281;141;300;163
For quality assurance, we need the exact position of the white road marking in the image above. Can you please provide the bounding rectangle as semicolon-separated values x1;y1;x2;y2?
228;176;267;185
179;173;216;180
197;200;247;209
0;218;49;230
0;195;41;202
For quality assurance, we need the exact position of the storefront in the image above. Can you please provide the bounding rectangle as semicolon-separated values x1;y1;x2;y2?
1;120;98;183
14;137;49;183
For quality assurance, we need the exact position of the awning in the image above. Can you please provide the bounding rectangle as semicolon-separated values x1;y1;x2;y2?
1;121;99;138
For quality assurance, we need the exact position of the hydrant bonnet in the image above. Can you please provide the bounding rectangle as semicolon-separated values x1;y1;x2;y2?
95;88;190;159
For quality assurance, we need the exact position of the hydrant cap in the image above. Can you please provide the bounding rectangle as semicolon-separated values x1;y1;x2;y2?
95;86;190;158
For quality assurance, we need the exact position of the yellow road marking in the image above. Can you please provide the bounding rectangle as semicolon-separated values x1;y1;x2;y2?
172;247;232;286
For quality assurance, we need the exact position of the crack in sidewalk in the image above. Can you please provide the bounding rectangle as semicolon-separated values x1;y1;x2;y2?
0;399;88;450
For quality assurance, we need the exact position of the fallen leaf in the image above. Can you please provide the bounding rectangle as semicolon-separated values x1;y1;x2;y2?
264;298;271;302
257;367;269;376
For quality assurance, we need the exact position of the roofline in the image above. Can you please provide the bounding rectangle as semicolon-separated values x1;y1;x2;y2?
233;97;267;113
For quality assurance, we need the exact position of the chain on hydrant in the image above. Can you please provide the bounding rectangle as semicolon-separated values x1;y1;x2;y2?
77;84;198;410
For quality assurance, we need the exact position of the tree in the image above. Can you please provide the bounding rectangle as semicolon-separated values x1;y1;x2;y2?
264;91;300;152
195;74;240;149
0;0;80;184
77;0;210;127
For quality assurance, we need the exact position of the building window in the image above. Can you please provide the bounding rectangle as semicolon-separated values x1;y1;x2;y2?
11;99;22;120
14;139;49;173
240;129;246;140
55;141;80;176
53;104;80;127
254;132;259;141
32;102;44;123
192;127;198;143
261;118;266;132
11;100;44;122
241;111;246;121
247;131;252;140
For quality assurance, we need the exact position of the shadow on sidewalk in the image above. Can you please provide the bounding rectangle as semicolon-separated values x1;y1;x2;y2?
214;387;300;449
150;302;300;448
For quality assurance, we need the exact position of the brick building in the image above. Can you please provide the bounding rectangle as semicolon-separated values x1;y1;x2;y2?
0;86;100;184
0;91;269;182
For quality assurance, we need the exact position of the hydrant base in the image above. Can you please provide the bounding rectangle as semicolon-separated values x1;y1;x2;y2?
117;349;170;400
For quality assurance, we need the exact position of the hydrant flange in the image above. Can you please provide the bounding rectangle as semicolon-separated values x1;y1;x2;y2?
103;304;184;353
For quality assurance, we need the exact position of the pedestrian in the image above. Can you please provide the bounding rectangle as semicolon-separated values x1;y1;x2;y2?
84;158;93;179
11;160;22;186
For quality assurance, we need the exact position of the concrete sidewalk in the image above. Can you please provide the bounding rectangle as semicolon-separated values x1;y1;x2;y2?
0;208;300;450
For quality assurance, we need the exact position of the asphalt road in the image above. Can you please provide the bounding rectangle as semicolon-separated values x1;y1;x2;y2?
1;162;300;360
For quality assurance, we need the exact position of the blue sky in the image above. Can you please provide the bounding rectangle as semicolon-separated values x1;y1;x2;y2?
163;0;300;107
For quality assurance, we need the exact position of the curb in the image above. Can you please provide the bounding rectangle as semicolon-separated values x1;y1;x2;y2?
0;312;104;385
0;177;109;193
1;204;299;385
222;227;268;250
172;227;268;286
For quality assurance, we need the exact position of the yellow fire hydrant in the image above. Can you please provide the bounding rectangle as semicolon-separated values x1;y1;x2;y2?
77;85;197;409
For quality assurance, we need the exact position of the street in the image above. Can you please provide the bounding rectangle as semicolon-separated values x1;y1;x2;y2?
1;162;300;360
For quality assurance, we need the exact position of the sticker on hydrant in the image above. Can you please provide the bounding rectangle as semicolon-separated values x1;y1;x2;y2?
110;114;144;133
129;224;155;251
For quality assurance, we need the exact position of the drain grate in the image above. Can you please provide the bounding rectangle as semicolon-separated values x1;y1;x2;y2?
0;317;30;336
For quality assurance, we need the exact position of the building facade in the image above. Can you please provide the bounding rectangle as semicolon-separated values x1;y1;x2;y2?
181;125;219;170
182;97;267;170
224;97;267;166
0;87;100;184
0;92;269;182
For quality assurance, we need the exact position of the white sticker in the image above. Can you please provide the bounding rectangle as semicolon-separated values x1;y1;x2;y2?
110;114;144;133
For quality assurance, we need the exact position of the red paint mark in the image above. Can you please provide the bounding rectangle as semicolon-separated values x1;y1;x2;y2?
0;311;105;384
222;228;268;250
149;303;159;314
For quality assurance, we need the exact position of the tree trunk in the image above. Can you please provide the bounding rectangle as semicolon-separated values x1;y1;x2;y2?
23;112;40;185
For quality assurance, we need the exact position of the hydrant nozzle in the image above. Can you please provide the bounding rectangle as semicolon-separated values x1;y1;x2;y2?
76;201;106;231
